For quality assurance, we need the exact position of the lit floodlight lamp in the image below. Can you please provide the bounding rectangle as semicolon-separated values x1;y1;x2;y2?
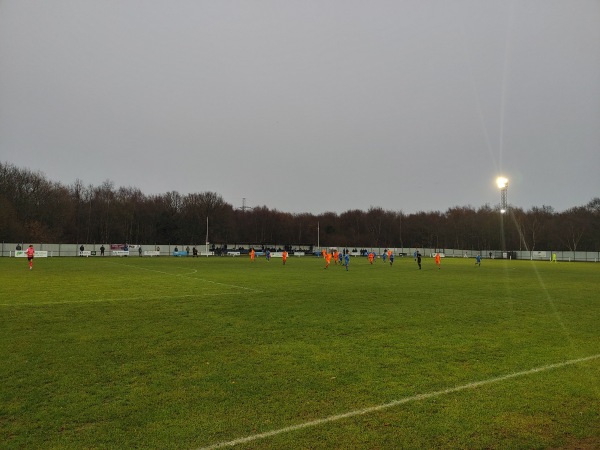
496;176;509;213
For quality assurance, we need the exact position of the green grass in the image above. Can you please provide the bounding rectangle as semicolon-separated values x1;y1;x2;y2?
1;255;599;449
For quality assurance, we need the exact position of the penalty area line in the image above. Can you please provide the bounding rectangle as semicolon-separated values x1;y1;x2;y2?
197;353;600;450
0;292;241;307
108;262;263;294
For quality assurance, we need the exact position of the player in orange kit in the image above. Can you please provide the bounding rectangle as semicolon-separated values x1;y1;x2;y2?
435;252;441;269
249;248;255;262
368;252;374;264
282;250;288;265
324;252;332;269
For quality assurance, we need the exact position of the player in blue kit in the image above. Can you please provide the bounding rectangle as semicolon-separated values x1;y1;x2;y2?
344;252;350;271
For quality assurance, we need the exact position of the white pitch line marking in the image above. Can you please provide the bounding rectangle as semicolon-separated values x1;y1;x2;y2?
0;292;240;307
110;262;263;293
197;353;600;450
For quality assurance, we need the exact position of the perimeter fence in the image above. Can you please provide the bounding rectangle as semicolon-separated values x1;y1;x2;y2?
1;242;599;262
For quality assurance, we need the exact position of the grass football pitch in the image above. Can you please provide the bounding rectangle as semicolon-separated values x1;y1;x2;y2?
1;255;599;449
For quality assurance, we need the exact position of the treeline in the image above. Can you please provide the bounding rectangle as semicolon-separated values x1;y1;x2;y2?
1;162;599;251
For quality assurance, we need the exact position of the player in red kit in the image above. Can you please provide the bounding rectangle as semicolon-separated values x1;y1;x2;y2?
26;244;35;270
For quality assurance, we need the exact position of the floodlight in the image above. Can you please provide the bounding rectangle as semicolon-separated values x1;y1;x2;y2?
496;177;508;189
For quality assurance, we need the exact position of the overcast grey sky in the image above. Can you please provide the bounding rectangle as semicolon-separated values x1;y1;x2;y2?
1;0;598;214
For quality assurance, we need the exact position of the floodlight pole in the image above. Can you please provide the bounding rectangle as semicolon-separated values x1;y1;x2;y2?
496;177;509;257
500;185;508;213
205;216;209;257
317;221;320;250
496;177;509;214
